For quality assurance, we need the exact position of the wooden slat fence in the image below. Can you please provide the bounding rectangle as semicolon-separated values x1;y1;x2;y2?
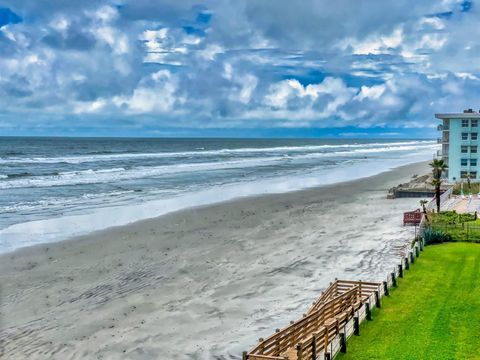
308;279;380;315
245;282;379;360
244;238;425;360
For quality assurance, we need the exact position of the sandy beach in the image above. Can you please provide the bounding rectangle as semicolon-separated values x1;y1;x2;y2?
0;161;429;360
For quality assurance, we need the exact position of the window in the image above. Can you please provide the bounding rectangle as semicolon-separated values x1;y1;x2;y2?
471;172;477;178
472;133;478;140
472;146;478;153
471;159;478;166
462;158;468;166
462;132;469;140
472;119;478;127
461;145;468;153
461;171;468;178
463;119;469;127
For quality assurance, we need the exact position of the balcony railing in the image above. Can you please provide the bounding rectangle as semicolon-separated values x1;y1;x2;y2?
437;138;449;144
437;124;449;131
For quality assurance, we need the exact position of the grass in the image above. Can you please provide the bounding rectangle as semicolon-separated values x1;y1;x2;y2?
429;212;480;242
430;224;480;242
453;182;480;195
430;211;478;225
337;243;480;360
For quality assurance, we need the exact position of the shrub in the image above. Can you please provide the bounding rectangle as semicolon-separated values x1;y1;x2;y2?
422;228;452;245
431;211;476;225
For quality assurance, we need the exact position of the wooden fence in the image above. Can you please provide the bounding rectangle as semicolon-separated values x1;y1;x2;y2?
307;280;380;315
244;239;424;360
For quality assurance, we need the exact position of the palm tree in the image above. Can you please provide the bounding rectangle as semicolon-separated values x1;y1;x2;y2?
420;199;429;222
431;178;442;213
429;159;448;213
429;158;448;180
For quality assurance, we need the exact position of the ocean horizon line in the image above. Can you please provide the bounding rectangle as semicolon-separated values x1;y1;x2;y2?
0;134;436;140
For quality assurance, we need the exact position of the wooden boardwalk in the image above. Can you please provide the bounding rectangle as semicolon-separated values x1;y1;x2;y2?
244;240;423;360
244;280;381;360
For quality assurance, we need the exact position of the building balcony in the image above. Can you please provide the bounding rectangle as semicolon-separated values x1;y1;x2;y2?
437;124;449;131
437;138;449;144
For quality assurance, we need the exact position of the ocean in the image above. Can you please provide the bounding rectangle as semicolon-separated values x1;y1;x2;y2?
0;137;437;253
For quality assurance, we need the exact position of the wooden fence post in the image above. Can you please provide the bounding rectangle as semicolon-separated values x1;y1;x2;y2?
340;333;347;353
383;281;389;296
354;316;360;336
410;251;415;264
375;290;381;308
324;327;329;357
324;352;331;360
405;257;410;270
366;302;372;320
415;245;420;258
311;334;317;360
296;343;302;360
391;272;397;287
398;263;403;278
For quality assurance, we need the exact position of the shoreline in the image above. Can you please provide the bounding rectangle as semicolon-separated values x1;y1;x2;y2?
1;161;429;359
3;160;429;256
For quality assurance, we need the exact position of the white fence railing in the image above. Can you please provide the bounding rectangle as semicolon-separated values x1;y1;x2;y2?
426;186;453;211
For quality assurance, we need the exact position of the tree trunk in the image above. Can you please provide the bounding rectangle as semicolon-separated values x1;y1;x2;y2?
436;185;441;213
422;205;429;222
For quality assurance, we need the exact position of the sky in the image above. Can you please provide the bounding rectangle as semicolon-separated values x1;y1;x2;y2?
0;0;478;138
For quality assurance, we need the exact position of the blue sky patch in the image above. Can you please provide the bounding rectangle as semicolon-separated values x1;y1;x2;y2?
196;11;212;24
0;7;22;27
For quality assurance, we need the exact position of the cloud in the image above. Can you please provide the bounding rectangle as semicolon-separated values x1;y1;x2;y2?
355;84;386;101
342;26;404;55
264;77;356;120
112;70;183;114
235;74;258;104
1;0;480;135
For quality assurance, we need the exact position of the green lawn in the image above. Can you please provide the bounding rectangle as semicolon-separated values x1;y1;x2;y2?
337;243;480;360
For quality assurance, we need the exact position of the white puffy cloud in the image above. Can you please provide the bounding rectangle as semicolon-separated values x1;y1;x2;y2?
355;85;386;101
262;77;357;121
236;74;258;104
197;43;224;61
73;98;107;114
112;70;182;113
343;26;404;55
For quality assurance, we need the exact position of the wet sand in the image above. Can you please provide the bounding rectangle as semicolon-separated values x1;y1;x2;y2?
0;161;429;360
